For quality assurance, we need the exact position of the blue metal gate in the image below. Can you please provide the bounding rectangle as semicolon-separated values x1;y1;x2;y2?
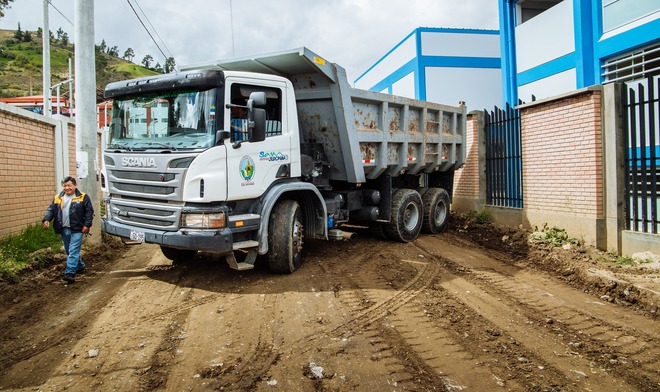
623;76;660;234
484;103;523;208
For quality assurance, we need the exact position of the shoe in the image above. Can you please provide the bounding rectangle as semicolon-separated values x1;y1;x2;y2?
76;268;87;274
62;274;75;284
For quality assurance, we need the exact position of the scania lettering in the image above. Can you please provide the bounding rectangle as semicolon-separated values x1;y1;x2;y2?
101;47;466;274
122;157;157;168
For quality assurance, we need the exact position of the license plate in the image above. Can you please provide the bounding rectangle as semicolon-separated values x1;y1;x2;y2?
129;230;145;242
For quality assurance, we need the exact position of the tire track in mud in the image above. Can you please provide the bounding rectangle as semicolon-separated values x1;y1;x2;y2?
193;293;282;391
412;236;658;390
305;246;500;390
383;300;528;391
139;262;282;391
312;250;442;344
468;268;660;387
0;270;142;381
313;243;549;390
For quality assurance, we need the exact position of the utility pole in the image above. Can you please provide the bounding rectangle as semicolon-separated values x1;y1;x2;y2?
42;0;51;116
74;0;101;244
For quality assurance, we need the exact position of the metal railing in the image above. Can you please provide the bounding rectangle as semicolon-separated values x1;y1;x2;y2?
623;76;660;234
484;103;523;208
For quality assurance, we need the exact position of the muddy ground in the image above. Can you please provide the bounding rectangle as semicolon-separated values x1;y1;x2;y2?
0;215;658;391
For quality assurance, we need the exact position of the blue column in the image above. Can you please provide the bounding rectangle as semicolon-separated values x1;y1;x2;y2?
573;0;597;87
499;0;518;106
415;29;425;101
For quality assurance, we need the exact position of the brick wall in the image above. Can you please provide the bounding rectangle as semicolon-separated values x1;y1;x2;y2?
521;91;603;218
0;105;76;237
453;112;481;203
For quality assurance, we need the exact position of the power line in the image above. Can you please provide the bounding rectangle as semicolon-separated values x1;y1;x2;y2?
125;0;171;65
48;0;73;26
132;0;175;60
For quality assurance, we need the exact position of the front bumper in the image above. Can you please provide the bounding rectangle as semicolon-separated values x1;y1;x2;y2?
102;219;233;253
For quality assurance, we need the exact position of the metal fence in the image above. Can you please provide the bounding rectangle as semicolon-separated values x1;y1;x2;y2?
484;103;523;208
623;76;660;234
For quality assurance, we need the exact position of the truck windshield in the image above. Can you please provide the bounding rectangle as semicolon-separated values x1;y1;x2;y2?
108;88;217;150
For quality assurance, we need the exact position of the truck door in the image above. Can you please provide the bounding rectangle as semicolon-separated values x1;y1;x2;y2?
225;80;290;201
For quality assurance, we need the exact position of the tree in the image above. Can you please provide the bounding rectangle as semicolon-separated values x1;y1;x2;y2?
164;57;176;73
154;62;163;73
107;45;119;57
123;48;135;62
60;32;69;46
97;39;107;54
14;22;22;41
56;27;65;42
22;30;31;42
141;54;154;69
0;0;16;18
36;27;42;38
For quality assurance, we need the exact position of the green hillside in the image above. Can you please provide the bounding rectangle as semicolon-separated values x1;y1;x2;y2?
0;28;159;100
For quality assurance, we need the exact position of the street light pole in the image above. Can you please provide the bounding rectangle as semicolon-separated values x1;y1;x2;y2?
74;0;101;244
42;0;51;116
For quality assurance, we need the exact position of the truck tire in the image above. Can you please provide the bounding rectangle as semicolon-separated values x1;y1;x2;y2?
160;246;197;263
422;187;450;234
385;189;423;243
268;200;304;274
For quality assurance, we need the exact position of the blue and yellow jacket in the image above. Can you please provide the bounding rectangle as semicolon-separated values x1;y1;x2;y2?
42;189;94;234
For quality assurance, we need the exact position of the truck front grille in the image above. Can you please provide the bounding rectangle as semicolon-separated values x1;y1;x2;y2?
110;198;182;231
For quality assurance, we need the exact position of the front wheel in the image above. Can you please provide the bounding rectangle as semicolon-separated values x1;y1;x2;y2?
160;246;197;263
385;189;423;243
422;188;450;234
268;200;304;274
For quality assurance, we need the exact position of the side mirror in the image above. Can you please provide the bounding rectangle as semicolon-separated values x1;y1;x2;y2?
247;91;266;110
249;108;266;143
216;130;230;145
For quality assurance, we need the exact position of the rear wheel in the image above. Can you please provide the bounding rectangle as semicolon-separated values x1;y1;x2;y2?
422;188;450;234
160;246;197;263
385;189;423;243
268;200;304;274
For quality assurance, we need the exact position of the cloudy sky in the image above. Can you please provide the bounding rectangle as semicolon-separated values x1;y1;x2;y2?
0;0;499;83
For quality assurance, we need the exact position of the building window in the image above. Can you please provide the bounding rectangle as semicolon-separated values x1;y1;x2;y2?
602;43;660;84
603;0;660;32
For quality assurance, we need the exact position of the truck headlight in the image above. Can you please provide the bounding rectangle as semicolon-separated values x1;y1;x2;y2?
182;212;226;228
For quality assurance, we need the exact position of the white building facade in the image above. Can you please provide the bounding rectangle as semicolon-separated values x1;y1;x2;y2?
500;0;660;104
354;28;502;112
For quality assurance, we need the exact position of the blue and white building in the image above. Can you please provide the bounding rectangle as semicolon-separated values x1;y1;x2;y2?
354;28;502;112
500;0;660;104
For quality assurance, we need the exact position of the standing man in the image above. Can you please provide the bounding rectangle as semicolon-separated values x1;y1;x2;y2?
42;176;94;284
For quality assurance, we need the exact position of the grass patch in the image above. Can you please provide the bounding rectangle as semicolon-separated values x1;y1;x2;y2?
113;62;159;77
612;255;636;266
599;253;655;267
0;224;62;282
529;225;580;247
465;209;492;224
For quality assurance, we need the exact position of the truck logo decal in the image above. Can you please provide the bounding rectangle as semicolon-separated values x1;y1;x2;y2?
240;156;255;186
259;151;289;162
122;157;157;168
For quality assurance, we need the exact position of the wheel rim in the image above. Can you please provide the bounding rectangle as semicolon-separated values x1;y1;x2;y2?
292;218;303;255
403;201;420;231
434;200;447;226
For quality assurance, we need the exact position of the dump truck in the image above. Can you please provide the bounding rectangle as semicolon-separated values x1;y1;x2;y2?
101;47;466;273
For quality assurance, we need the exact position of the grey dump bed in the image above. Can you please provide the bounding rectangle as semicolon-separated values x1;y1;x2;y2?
183;47;466;184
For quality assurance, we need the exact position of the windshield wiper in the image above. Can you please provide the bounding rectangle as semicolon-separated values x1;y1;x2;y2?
108;143;133;151
147;142;178;151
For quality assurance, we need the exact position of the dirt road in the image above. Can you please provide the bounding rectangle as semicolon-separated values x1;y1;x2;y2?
0;222;658;391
